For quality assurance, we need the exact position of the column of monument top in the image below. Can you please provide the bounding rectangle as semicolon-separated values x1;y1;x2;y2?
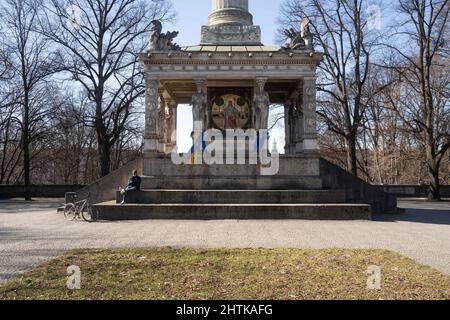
209;0;253;26
212;0;248;11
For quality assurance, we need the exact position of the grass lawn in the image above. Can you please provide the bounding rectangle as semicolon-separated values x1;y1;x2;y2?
0;248;449;300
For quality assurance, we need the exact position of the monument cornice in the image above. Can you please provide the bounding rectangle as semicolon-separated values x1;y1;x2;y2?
139;52;323;67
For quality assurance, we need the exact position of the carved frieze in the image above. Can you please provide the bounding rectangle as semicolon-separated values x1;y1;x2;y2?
145;79;159;141
200;25;262;45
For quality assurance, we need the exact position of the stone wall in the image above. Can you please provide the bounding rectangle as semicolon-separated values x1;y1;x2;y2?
75;158;143;204
378;185;450;198
0;185;84;199
3;156;444;211
320;158;398;214
142;154;323;190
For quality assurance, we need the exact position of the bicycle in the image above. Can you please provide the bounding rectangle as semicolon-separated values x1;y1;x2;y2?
64;193;99;222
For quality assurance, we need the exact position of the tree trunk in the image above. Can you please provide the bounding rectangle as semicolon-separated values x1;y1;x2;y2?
98;139;111;178
346;135;358;177
23;137;31;201
23;92;31;201
427;158;441;201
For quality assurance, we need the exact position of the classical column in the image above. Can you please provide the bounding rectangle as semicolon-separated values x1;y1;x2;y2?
192;78;207;129
209;0;252;26
165;98;178;153
253;77;270;131
158;95;167;153
284;102;291;155
293;103;304;153
302;77;319;153
284;96;298;155
284;83;304;154
144;77;160;154
212;0;249;11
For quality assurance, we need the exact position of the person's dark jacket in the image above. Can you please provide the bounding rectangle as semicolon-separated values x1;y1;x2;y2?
127;176;142;191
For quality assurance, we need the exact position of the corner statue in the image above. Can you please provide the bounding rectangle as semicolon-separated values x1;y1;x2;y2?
283;18;314;51
148;20;181;51
300;17;314;50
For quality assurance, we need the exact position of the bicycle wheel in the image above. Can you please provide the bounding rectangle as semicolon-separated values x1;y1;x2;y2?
82;205;97;222
64;203;77;221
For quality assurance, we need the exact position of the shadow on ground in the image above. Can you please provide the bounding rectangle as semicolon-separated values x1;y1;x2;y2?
0;199;63;213
374;207;450;225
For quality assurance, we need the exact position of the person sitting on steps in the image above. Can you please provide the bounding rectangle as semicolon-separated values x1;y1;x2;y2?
120;170;142;205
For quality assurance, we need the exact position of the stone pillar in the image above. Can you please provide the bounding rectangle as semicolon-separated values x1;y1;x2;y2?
284;103;291;154
284;97;298;155
213;0;249;11
158;95;167;153
144;77;160;154
192;78;207;129
165;98;178;153
284;86;303;155
302;77;319;153
209;0;253;26
253;77;270;131
294;108;304;153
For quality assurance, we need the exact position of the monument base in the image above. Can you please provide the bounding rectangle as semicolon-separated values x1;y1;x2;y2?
142;154;323;190
95;202;371;221
82;154;399;221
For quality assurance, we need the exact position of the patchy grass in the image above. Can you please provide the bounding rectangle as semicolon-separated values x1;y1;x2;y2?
0;248;449;300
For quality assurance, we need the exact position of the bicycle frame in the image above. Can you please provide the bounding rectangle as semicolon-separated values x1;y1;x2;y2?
64;192;98;222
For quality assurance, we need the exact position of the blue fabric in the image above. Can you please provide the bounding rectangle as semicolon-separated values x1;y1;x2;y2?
256;132;270;152
190;131;207;153
123;186;137;203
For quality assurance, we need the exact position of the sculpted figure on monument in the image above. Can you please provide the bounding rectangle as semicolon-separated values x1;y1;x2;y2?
148;20;181;51
192;79;208;129
192;79;211;128
192;93;207;123
300;18;314;50
253;80;270;131
158;96;167;141
293;105;304;142
282;27;303;50
282;18;314;51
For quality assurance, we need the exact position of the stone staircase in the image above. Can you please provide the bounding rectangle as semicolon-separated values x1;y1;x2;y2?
115;189;346;204
93;188;372;220
73;155;398;221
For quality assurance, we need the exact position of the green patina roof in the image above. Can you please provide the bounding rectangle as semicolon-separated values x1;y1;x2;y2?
182;45;281;52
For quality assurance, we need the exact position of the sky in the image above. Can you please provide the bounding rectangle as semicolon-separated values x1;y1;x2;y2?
167;0;286;152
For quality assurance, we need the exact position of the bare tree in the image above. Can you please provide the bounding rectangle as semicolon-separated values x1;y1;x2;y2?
39;0;174;177
0;0;59;199
45;91;94;184
279;0;391;177
0;36;20;184
0;102;23;184
0;49;11;82
384;0;449;200
0;29;16;124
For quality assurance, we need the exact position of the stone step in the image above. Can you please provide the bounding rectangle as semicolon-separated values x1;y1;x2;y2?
140;176;323;190
94;202;372;220
116;189;346;204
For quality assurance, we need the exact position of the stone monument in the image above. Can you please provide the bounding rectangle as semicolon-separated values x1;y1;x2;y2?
140;0;321;157
84;0;398;220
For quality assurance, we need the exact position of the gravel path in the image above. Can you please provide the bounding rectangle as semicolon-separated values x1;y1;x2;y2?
0;198;449;283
